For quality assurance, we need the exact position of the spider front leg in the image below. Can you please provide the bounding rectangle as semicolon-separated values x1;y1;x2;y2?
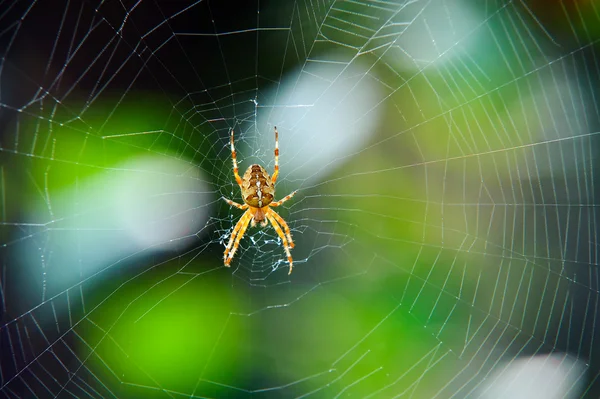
267;207;294;248
227;211;253;266
224;210;252;266
266;208;294;274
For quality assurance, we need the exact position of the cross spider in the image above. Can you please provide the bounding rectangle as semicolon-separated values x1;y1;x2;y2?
223;127;297;274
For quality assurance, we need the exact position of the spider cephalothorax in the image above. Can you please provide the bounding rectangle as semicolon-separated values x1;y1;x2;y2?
223;127;297;274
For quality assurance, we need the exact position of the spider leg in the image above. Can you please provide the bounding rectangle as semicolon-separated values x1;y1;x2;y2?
227;210;253;266
230;129;243;187
222;197;248;210
270;190;297;207
272;126;279;184
267;207;294;248
224;209;252;266
265;209;293;274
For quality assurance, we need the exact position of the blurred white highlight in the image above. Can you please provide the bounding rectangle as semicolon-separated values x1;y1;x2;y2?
516;73;589;179
257;58;382;184
479;354;586;399
114;156;209;249
389;0;479;70
21;155;210;296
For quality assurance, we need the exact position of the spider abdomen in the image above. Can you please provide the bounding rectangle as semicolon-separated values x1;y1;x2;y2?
242;164;275;208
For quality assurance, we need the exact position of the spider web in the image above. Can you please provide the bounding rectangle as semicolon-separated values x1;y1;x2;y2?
1;0;600;397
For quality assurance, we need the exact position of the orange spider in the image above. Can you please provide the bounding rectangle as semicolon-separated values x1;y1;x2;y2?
223;127;297;274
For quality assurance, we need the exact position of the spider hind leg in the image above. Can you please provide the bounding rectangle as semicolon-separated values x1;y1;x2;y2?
230;129;243;187
272;126;279;184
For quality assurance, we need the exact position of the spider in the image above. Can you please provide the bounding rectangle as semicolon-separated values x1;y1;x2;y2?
223;127;297;274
